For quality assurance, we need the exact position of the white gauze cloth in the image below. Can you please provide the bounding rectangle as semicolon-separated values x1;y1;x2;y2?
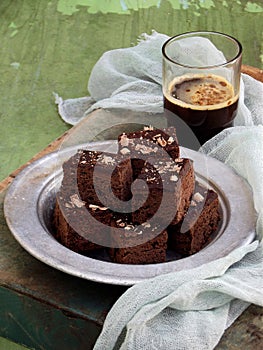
55;31;263;350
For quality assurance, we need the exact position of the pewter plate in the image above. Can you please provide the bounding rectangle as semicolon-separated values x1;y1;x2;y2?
4;141;256;286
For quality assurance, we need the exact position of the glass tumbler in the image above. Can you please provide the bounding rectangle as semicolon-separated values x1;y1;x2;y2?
162;31;242;145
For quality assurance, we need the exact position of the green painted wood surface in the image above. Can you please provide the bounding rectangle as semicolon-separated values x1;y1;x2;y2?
0;0;262;181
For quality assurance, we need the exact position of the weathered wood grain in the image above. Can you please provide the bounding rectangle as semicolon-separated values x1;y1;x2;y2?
0;0;262;181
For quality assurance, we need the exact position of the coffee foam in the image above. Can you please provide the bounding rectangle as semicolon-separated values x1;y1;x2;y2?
165;74;239;111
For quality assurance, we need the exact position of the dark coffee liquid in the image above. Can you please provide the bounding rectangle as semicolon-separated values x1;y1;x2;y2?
163;74;239;146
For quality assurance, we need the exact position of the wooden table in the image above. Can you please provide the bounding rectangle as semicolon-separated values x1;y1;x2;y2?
1;1;263;349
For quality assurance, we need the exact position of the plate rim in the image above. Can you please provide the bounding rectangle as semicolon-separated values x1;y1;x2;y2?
4;141;256;285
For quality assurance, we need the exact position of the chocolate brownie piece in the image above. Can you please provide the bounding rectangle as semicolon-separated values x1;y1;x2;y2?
167;183;220;256
54;191;113;253
77;150;133;211
118;126;180;160
53;147;133;253
108;217;168;264
131;157;195;226
118;126;180;178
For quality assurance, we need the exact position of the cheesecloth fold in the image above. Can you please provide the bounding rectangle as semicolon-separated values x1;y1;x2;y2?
54;31;263;350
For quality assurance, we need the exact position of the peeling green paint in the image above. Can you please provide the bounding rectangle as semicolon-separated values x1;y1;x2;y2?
57;0;86;15
10;29;19;37
57;0;129;15
56;0;263;15
8;21;19;37
10;62;20;69
168;1;182;10
8;22;17;28
0;0;262;182
198;0;215;9
245;1;263;12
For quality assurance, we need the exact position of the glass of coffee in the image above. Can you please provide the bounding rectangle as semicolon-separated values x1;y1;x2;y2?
162;31;242;145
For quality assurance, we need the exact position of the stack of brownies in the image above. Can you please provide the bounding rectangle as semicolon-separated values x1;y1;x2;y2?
53;126;220;264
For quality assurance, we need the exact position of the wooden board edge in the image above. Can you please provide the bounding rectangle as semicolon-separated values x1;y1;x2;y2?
242;64;263;83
